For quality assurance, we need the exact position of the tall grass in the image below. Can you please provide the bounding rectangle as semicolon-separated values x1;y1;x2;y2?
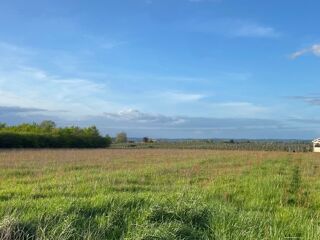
0;149;320;239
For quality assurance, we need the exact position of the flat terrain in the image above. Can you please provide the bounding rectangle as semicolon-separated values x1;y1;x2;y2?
0;149;320;239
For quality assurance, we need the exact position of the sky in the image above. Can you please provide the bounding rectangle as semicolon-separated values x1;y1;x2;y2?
0;0;320;139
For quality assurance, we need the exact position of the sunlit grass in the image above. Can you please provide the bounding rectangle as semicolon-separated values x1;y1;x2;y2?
0;149;320;239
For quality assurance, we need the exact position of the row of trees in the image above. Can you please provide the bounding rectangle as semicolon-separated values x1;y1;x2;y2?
0;121;112;148
113;133;156;143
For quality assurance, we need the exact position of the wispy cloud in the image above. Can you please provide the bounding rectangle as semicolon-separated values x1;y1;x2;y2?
0;65;116;115
187;18;280;38
0;106;317;139
0;41;36;67
85;109;308;139
161;91;206;102
0;41;124;115
290;44;320;59
289;118;320;125
232;22;278;38
104;109;185;125
0;42;214;118
0;106;47;114
100;41;128;50
102;109;276;129
288;95;320;105
83;35;128;50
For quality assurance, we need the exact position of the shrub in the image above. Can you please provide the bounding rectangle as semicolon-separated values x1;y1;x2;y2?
0;121;112;148
115;132;128;143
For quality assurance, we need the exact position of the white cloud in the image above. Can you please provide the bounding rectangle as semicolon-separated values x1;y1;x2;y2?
289;95;320;105
0;66;118;116
104;109;185;124
0;42;210;118
102;108;277;129
188;18;279;38
0;90;34;108
290;44;320;59
91;109;291;139
1;106;317;139
0;41;271;124
0;42;129;116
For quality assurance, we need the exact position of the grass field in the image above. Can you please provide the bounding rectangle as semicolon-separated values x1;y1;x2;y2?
0;149;320;239
110;140;312;152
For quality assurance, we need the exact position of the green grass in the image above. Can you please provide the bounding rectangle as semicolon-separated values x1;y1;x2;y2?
0;149;320;239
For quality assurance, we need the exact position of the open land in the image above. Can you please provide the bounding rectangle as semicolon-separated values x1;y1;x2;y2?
0;149;320;239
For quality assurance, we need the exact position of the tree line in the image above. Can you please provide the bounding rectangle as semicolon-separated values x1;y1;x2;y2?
0;121;112;148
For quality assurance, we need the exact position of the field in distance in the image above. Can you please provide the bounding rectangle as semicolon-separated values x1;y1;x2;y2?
0;149;320;239
111;139;312;152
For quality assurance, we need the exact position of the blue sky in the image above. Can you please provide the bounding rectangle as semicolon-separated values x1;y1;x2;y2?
1;0;320;139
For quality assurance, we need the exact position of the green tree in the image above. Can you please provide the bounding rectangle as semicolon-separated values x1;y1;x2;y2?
116;132;127;143
84;126;100;137
40;120;56;132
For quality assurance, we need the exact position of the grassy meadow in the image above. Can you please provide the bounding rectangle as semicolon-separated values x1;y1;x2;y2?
0;149;320;239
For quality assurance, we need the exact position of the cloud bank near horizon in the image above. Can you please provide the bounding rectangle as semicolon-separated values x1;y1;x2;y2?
1;106;318;139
